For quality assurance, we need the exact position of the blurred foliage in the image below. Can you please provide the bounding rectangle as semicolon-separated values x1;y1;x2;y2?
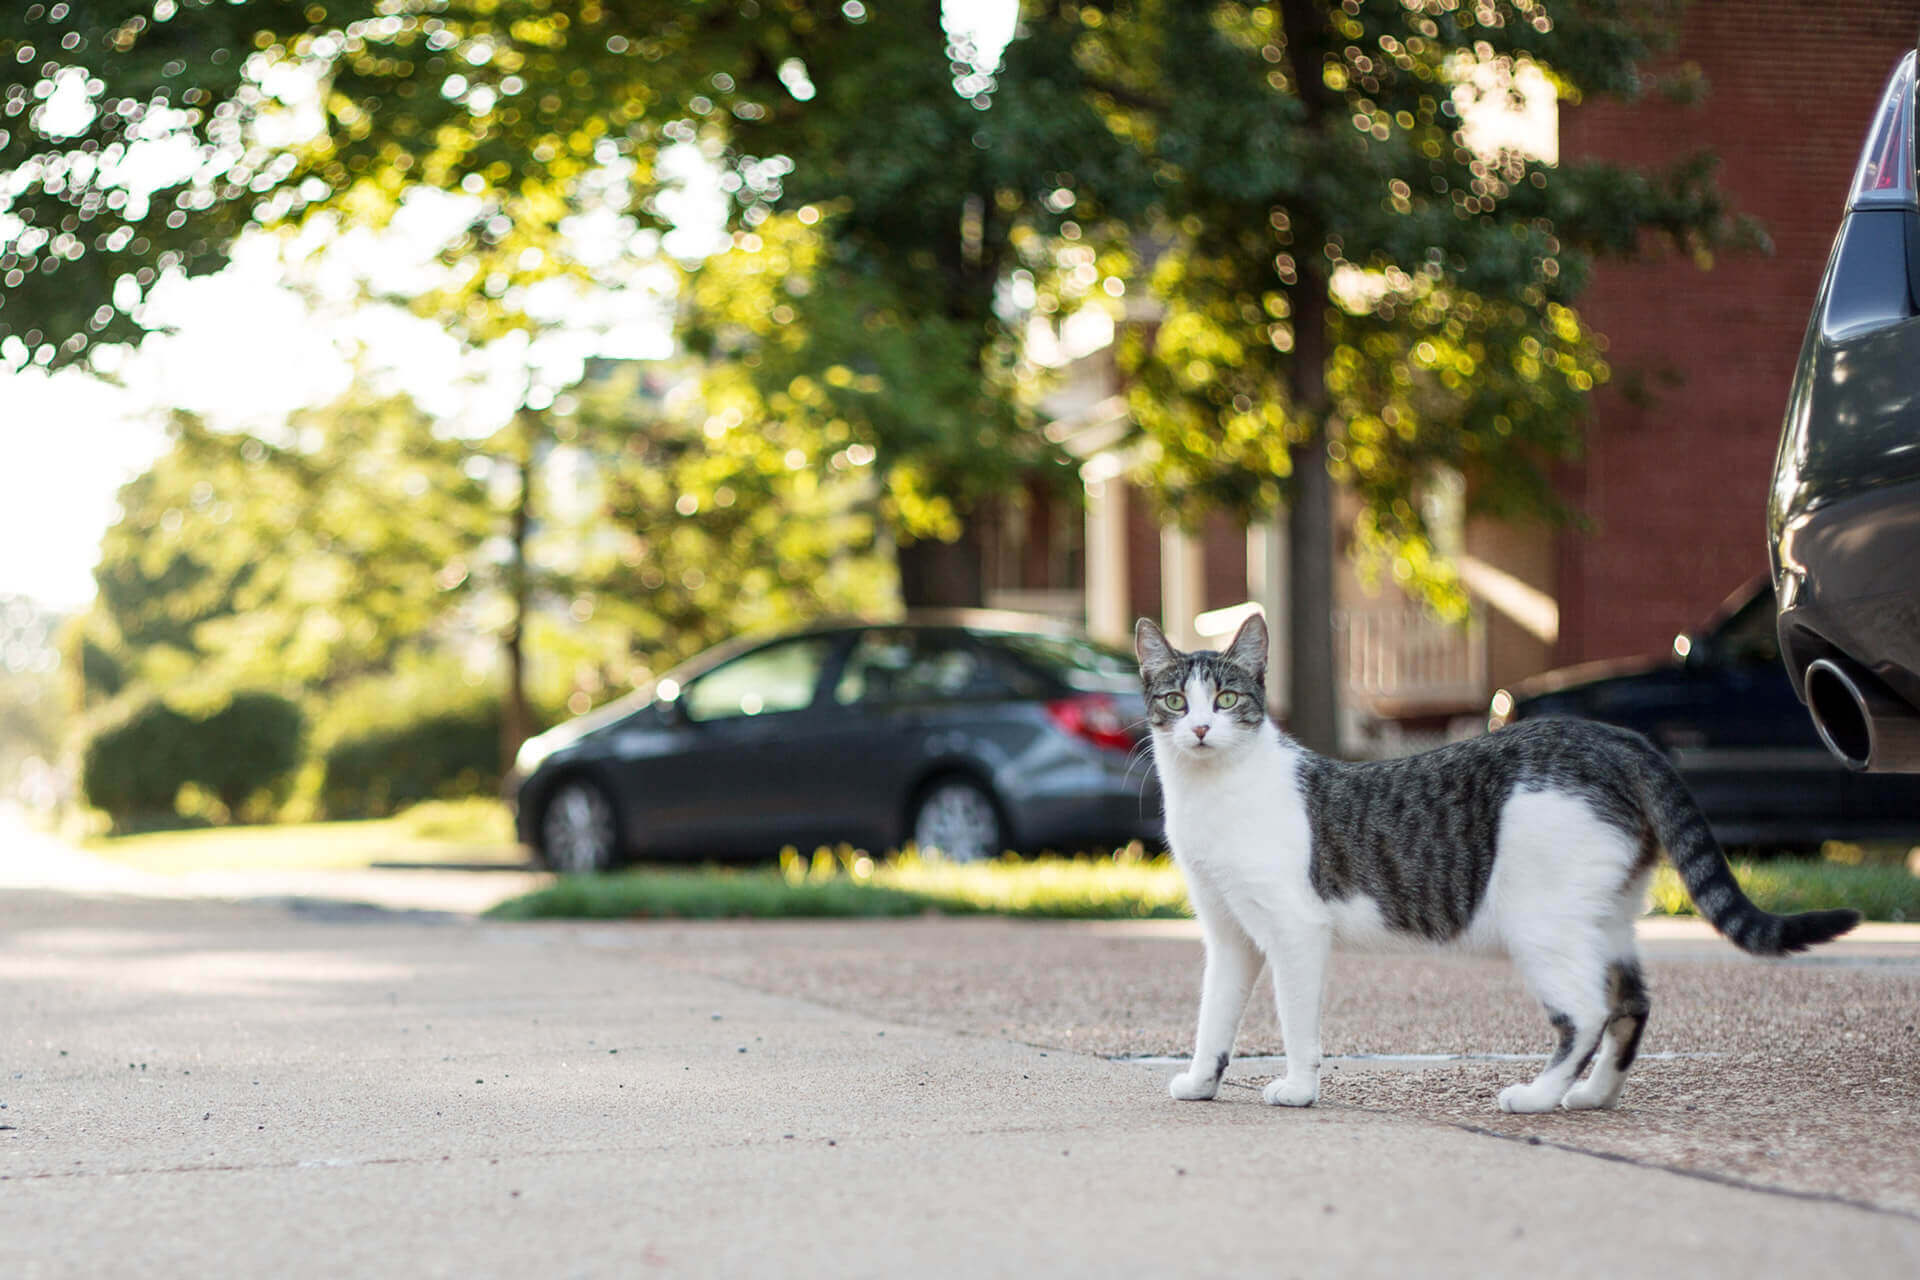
299;651;505;822
80;698;194;822
0;0;724;364
1042;0;1763;609
319;697;501;819
3;2;1757;600
80;688;303;827
0;0;1080;577
568;358;894;668
84;390;485;708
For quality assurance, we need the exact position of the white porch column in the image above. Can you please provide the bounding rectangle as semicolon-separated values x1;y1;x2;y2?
1159;525;1206;649
1082;465;1131;646
1247;519;1289;715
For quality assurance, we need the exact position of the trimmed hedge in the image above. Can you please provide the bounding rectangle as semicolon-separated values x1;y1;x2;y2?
82;692;305;826
319;704;502;819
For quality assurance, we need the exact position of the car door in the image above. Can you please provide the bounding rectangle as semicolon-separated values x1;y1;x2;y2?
636;633;846;855
806;628;1018;849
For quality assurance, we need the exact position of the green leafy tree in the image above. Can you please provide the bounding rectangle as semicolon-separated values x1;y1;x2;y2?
85;390;487;708
533;357;893;697
0;2;1103;606
1026;0;1760;748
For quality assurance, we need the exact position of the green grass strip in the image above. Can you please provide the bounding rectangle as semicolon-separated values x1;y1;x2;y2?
488;848;1192;922
491;848;1917;924
1650;860;1920;924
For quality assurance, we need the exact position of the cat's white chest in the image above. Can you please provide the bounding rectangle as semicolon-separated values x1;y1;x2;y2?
1159;738;1316;915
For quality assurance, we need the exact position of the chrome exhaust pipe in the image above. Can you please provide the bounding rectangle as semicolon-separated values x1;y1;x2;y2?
1804;655;1920;772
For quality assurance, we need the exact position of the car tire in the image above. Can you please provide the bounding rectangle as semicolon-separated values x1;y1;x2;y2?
539;777;621;874
909;776;1005;864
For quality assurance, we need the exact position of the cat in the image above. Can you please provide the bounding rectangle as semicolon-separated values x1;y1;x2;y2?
1136;612;1859;1113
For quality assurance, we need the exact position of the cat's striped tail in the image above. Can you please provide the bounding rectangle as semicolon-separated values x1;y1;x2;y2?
1631;738;1860;955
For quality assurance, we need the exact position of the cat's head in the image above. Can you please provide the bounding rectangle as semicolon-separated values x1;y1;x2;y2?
1134;613;1269;763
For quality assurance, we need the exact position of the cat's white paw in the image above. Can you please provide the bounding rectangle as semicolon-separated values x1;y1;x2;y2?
1560;1080;1621;1111
1168;1070;1220;1101
1262;1076;1319;1108
1496;1082;1564;1114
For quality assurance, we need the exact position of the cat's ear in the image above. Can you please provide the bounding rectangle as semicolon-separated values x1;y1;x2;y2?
1135;617;1178;674
1224;611;1268;679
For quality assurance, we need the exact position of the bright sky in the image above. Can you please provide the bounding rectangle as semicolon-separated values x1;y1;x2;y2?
0;1;1549;613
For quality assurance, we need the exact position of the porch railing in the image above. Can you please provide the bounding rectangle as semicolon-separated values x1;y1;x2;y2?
1333;603;1486;710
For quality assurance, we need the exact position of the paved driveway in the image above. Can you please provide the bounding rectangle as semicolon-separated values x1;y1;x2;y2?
5;812;1919;1273
2;867;1917;1277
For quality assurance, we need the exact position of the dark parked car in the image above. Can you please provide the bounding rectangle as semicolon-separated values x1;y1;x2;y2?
510;612;1160;872
1769;46;1920;772
1489;578;1920;849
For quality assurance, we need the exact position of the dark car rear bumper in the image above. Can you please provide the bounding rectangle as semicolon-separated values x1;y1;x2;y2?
1775;474;1920;712
997;751;1163;850
1013;791;1164;850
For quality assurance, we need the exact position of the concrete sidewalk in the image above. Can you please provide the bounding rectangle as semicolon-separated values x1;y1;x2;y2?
3;890;1916;1278
0;806;551;916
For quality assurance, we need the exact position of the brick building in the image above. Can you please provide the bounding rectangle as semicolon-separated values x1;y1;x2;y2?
1553;1;1920;665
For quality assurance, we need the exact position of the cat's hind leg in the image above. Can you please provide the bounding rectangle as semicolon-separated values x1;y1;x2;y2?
1564;871;1654;1111
1563;958;1651;1110
1498;930;1609;1114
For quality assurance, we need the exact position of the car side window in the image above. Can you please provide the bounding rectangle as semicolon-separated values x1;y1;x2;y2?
834;630;1006;705
681;637;834;721
978;631;1141;693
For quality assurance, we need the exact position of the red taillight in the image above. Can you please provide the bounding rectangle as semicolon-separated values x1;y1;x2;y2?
1045;694;1135;752
1850;51;1916;207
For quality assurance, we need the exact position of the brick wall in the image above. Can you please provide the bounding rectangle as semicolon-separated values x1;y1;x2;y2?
1554;1;1920;664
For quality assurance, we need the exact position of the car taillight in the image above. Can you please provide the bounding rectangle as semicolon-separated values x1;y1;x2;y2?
1046;694;1135;752
1849;51;1916;209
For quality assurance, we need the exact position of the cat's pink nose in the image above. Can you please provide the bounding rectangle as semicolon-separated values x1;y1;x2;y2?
1192;725;1208;741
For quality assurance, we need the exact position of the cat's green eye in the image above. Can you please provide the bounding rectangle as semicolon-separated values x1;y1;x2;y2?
1159;692;1188;713
1215;691;1240;710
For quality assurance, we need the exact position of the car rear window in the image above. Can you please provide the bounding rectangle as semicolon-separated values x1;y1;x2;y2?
976;631;1141;693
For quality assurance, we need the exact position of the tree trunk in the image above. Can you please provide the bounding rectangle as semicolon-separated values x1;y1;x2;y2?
1280;0;1342;755
500;417;537;775
1287;418;1339;754
895;525;985;609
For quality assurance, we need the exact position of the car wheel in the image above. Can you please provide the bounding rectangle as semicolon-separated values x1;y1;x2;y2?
540;778;620;874
910;777;1004;863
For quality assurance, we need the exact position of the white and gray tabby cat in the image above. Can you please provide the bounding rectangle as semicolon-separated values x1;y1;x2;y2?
1137;612;1859;1113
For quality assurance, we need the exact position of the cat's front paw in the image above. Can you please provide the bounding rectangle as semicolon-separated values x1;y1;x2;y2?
1168;1070;1220;1101
1262;1076;1318;1108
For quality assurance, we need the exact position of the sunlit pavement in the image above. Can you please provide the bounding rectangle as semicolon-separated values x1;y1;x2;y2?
0;806;552;916
4;871;1918;1275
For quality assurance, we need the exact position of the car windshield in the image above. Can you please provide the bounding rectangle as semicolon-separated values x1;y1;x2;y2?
977;631;1141;693
682;636;834;720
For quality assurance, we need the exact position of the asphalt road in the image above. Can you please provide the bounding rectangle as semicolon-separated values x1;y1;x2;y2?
3;830;1918;1277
